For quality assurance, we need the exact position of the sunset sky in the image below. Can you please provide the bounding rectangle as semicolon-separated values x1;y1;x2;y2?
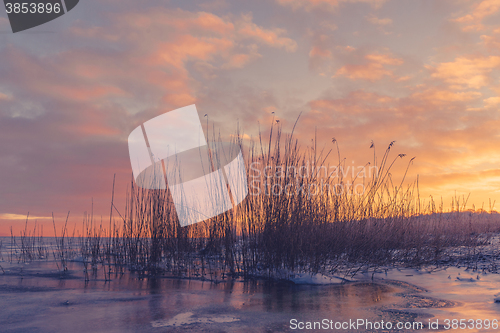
1;0;500;235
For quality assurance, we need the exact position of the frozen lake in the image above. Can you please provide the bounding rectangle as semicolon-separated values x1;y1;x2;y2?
0;260;399;332
1;261;493;332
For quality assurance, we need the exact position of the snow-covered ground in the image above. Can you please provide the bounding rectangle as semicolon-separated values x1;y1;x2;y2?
289;273;348;285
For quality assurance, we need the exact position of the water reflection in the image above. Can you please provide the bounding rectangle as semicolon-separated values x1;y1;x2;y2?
0;260;401;332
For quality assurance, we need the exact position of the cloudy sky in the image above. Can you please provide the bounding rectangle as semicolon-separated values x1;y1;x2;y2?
1;0;500;235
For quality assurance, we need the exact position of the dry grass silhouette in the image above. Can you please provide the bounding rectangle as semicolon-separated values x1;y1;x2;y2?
6;120;500;281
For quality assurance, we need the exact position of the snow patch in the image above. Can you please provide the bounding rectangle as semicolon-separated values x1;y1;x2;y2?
151;312;239;328
289;273;346;285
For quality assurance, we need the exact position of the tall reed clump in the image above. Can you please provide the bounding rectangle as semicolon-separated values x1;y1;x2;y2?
9;119;500;280
234;121;500;276
236;120;419;276
73;118;499;280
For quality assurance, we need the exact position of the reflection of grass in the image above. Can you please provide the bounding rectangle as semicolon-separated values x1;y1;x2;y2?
7;121;500;281
18;216;48;262
52;212;73;273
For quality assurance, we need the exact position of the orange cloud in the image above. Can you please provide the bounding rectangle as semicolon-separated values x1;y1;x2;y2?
237;14;297;52
484;96;500;107
224;53;254;69
154;35;234;69
366;14;392;26
277;0;387;11
118;9;235;35
188;12;235;34
453;0;500;31
308;33;335;72
428;56;500;89
0;213;51;220
0;92;12;100
335;53;403;81
481;34;500;51
422;169;500;190
309;46;332;58
411;89;482;105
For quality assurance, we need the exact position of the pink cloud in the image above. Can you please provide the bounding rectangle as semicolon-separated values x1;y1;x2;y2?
237;14;297;52
335;53;403;81
277;0;387;11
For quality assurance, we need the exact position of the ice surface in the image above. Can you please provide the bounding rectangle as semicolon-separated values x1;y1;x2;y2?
370;267;500;333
